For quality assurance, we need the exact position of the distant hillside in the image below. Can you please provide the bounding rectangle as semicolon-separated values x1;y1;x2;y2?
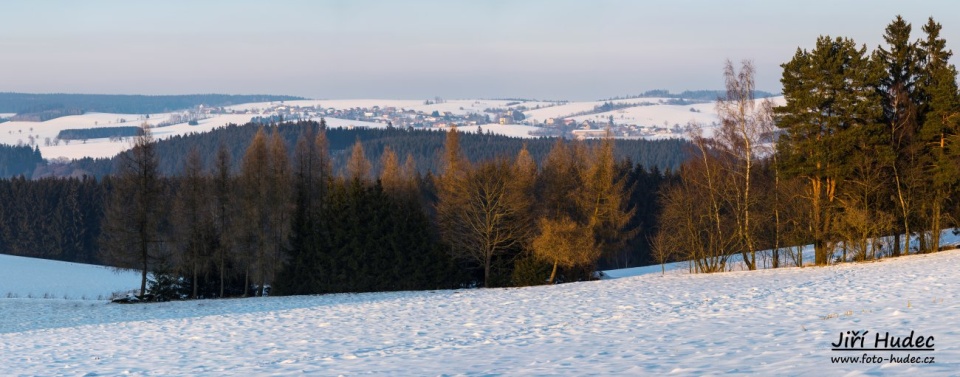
605;89;779;102
0;93;305;118
63;121;689;178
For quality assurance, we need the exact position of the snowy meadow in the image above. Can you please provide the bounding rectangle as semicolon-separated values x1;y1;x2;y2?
1;250;958;375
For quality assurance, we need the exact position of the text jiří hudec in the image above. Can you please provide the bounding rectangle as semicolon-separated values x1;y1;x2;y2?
832;330;934;349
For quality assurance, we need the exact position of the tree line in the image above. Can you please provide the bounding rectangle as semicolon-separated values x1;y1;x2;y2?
62;123;688;179
92;121;670;299
0;144;43;178
0;124;675;295
655;16;960;271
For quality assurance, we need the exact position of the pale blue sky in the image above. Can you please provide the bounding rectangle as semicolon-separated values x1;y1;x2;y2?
1;0;959;100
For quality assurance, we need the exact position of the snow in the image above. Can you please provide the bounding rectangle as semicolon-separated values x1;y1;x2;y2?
0;253;140;300
609;228;960;280
470;123;544;138
0;97;789;161
0;112;259;160
523;98;672;122
225;99;424;113
2;245;959;374
417;123;546;139
569;102;719;127
226;99;523;117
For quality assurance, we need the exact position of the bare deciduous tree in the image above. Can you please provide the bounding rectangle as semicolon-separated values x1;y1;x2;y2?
100;125;164;298
715;60;775;270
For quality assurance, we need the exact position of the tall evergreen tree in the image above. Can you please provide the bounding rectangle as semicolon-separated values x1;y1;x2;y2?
917;17;960;252
776;36;882;265
876;16;923;255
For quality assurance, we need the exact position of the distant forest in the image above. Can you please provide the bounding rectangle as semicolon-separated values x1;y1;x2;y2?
0;93;304;118
0;145;43;178
61;121;689;178
57;127;144;141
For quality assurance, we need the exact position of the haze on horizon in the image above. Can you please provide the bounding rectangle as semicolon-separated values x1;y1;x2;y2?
2;0;959;101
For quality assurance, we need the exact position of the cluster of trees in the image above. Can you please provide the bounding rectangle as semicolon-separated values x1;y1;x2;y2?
0;122;676;293
57;126;144;141
610;89;778;102
0;145;43;178
435;128;635;287
93;116;667;298
656;16;960;271
9;107;84;122
0;176;105;263
98;124;470;299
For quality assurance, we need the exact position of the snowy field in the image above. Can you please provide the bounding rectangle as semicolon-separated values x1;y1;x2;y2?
0;96;787;161
0;253;140;300
2;249;959;375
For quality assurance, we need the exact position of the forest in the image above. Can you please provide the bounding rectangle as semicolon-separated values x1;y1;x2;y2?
62;124;689;179
57;127;144;141
0;145;43;178
0;121;676;298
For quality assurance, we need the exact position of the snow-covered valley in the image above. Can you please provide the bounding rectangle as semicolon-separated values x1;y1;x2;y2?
1;250;957;375
0;96;783;161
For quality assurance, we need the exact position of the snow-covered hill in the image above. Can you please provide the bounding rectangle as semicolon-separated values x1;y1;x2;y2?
2;249;958;375
0;253;140;300
0;96;785;162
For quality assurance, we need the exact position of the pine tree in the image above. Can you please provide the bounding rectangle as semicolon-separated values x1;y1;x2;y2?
876;16;923;255
917;17;960;252
776;36;881;265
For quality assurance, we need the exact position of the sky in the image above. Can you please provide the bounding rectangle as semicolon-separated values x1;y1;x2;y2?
2;0;959;100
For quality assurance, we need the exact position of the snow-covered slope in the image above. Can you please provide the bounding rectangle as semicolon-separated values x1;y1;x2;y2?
0;97;789;161
0;253;140;300
2;249;958;375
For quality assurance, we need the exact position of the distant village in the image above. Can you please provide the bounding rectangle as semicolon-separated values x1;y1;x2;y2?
207;100;704;140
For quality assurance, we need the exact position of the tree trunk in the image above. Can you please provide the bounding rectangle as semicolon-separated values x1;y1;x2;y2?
243;269;249;297
192;262;199;299
140;256;148;299
931;200;942;252
219;253;225;298
893;233;901;257
548;259;559;284
484;254;491;288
